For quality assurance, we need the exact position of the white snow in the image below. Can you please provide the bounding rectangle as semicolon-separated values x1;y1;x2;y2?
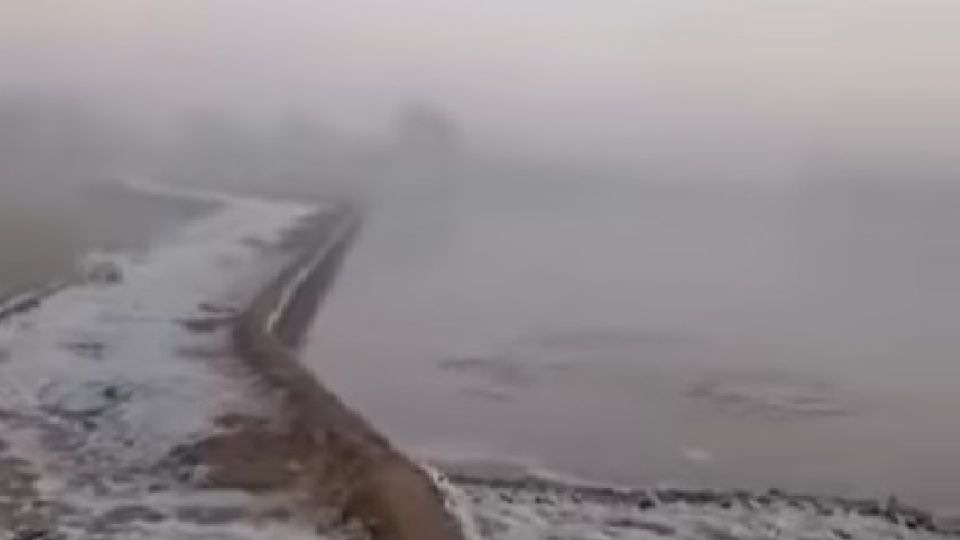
438;474;956;540
0;185;353;538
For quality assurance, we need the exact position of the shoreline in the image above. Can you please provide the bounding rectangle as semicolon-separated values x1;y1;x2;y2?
0;183;956;539
233;205;466;540
238;201;959;539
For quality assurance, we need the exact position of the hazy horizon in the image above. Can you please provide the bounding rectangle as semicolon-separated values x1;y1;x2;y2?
2;1;959;185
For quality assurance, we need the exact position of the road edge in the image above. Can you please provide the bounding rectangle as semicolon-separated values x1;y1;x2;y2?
233;206;466;540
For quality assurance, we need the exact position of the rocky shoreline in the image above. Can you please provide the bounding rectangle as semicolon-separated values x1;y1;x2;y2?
441;470;958;540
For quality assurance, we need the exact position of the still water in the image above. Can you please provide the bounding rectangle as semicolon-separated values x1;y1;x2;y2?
308;180;960;514
0;185;214;298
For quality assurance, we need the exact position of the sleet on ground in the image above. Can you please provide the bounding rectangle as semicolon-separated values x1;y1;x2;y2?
0;185;366;540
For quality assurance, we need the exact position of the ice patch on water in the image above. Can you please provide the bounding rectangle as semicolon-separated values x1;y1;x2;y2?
680;447;715;465
686;369;847;418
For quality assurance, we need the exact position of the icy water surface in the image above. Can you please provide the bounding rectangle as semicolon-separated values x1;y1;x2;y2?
0;184;216;298
308;181;960;515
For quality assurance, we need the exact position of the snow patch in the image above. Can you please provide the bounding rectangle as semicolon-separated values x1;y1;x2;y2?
0;186;337;538
439;473;953;540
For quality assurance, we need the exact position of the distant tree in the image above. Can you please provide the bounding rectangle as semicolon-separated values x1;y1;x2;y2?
394;101;463;160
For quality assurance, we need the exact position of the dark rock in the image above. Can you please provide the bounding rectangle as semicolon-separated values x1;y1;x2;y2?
638;497;656;510
856;502;882;517
13;530;48;540
98;505;167;525
199;302;239;315
101;386;119;401
655;489;680;504
261;507;292;521
179;316;233;333
176;506;247;525
476;515;510;537
39;380;130;420
60;340;106;360
215;414;269;431
12;529;63;540
607;518;675;536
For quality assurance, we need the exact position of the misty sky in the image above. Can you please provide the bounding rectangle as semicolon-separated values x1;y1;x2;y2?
2;0;959;182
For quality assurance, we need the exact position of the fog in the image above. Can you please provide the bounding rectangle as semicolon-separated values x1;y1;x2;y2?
3;0;960;512
3;0;960;183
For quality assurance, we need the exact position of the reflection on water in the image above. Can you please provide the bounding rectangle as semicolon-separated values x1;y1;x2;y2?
308;181;960;513
0;185;215;297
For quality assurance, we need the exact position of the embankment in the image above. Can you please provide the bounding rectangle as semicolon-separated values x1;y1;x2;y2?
233;206;465;540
